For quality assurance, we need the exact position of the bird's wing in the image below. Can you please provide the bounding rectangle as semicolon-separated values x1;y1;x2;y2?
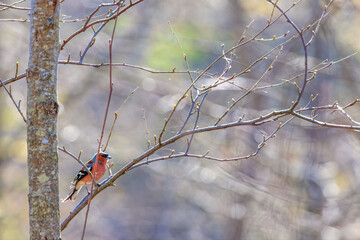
71;162;93;186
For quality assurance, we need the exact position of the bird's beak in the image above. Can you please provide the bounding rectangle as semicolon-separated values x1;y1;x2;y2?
106;155;112;159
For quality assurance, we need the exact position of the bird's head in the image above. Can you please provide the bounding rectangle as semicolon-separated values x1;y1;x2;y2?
91;151;111;163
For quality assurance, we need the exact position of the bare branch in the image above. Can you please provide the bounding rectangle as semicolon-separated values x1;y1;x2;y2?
0;0;30;12
0;78;27;123
58;147;97;186
60;0;145;50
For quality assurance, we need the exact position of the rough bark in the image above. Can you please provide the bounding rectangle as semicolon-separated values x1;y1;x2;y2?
27;0;60;239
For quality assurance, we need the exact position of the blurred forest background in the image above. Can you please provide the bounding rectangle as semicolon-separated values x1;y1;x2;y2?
1;0;360;239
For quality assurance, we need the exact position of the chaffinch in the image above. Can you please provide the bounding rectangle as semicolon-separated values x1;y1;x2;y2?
62;152;111;202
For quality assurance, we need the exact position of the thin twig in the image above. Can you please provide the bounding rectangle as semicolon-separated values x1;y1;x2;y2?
185;92;208;154
0;0;29;12
177;92;199;134
268;0;308;110
79;8;121;63
142;109;151;154
132;117;294;169
103;86;138;151
61;0;144;50
214;46;283;125
59;61;214;75
60;99;360;231
168;21;195;85
0;78;27;123
58;147;97;186
306;0;333;46
155;4;300;144
81;5;120;240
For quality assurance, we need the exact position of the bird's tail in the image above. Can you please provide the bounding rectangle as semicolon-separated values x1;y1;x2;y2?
62;186;82;202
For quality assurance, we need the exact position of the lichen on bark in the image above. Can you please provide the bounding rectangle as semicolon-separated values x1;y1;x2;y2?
27;0;60;239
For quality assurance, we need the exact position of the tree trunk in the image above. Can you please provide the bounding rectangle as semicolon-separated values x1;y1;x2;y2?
27;0;60;239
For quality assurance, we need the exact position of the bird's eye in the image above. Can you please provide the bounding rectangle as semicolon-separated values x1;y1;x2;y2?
101;154;107;158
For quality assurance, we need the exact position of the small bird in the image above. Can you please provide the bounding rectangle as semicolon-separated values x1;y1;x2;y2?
62;152;112;202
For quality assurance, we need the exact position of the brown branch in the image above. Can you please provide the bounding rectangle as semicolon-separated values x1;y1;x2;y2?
60;100;360;231
60;0;145;50
343;98;359;110
80;4;119;239
132;117;294;169
60;108;289;230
